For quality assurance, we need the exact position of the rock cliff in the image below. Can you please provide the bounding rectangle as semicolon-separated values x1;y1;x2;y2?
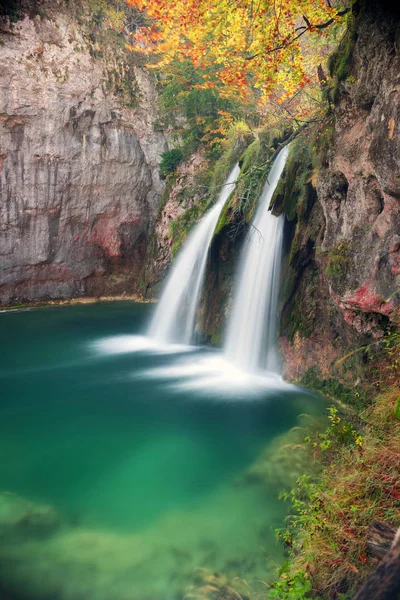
0;3;167;304
280;0;400;381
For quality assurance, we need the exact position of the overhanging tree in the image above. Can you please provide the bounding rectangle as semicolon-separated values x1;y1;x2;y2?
125;0;352;103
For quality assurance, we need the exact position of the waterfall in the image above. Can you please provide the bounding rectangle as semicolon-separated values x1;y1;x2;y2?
149;164;241;345
224;146;289;373
95;150;294;395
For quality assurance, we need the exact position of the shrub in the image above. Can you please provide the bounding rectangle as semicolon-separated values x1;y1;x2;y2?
272;389;400;599
159;148;183;178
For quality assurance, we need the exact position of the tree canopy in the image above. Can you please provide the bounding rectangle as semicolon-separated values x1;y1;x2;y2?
126;0;351;103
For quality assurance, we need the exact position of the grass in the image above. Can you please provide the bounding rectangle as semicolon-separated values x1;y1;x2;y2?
274;390;400;599
268;332;400;600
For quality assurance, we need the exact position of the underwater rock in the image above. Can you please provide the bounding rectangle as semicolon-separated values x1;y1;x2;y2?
0;492;60;538
242;423;320;491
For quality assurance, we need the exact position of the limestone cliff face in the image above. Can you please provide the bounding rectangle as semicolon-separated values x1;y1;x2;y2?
280;1;400;380
318;2;400;327
0;6;167;304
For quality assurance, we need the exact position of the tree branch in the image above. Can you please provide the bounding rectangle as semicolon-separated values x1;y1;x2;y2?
245;7;351;61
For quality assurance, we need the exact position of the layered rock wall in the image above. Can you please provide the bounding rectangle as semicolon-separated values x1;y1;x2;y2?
0;5;166;304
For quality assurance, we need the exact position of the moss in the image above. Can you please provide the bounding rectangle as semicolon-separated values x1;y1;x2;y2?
286;295;310;342
240;138;260;173
214;201;231;235
328;19;356;82
394;396;400;420
227;124;290;228
311;117;335;170
324;17;356;107
298;367;368;411
324;239;352;282
281;264;322;342
169;207;199;255
210;329;222;347
270;136;314;222
214;124;291;237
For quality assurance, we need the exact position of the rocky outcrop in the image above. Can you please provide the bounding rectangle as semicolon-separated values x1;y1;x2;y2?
317;1;400;328
0;5;167;304
280;2;400;381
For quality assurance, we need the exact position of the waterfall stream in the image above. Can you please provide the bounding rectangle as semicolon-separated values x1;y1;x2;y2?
95;149;291;393
148;164;240;345
224;146;289;373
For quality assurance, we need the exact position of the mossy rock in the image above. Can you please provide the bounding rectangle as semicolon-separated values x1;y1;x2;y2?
328;21;356;82
240;138;261;173
0;492;60;538
298;367;368;410
270;136;314;222
224;125;292;227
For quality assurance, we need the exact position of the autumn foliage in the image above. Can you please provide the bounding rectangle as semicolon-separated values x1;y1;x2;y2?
126;0;351;102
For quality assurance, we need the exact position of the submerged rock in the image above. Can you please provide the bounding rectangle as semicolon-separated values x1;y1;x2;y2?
242;423;320;491
0;492;60;537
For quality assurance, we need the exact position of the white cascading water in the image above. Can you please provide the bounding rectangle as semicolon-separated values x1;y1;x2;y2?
94;150;294;394
224;145;289;374
148;163;241;345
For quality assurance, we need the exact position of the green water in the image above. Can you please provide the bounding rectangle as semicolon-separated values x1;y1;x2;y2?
0;302;323;600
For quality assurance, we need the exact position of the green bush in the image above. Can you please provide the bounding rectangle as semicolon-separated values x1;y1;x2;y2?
159;148;183;178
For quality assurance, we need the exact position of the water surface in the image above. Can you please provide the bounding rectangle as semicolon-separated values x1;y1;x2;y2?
0;302;323;600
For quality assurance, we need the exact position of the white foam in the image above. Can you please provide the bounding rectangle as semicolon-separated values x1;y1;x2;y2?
92;335;194;356
141;352;294;397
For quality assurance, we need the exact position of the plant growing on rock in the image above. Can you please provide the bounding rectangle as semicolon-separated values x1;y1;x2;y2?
159;148;183;178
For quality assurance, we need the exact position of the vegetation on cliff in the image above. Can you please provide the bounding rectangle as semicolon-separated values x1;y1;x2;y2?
268;333;400;600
